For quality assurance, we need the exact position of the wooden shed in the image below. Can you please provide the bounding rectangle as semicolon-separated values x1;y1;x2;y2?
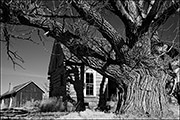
0;81;44;108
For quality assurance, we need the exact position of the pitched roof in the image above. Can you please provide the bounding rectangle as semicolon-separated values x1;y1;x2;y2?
0;81;44;99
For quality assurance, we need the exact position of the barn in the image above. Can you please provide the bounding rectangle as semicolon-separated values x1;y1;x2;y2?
0;81;45;108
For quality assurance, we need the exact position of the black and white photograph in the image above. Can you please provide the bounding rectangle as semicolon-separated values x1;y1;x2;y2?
0;0;179;119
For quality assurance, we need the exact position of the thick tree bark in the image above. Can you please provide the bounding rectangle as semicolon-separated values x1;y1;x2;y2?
122;68;172;117
115;83;127;114
113;32;172;117
65;64;85;111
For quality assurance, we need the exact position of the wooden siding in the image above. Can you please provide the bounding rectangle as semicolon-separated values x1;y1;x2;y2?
70;67;118;104
49;66;66;97
15;82;43;107
1;82;44;107
95;72;103;96
70;68;104;103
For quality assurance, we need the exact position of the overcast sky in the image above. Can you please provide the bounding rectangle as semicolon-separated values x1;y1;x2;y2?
0;6;179;95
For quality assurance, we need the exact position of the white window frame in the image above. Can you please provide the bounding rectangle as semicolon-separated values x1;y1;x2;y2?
84;69;96;97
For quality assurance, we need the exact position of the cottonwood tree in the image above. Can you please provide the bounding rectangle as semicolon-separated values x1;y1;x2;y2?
0;0;179;117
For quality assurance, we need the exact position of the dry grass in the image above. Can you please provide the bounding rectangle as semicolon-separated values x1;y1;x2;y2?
1;100;179;119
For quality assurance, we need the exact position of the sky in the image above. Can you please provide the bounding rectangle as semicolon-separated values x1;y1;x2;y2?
0;4;179;95
0;26;54;95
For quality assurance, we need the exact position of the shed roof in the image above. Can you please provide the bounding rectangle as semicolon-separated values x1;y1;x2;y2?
0;81;44;99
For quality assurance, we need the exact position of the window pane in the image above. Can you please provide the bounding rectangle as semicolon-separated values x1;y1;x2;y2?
86;73;94;95
86;84;93;95
86;73;89;83
90;89;93;95
86;73;93;83
86;73;89;80
90;77;93;83
90;74;93;83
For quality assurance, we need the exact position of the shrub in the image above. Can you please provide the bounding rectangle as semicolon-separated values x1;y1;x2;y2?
39;97;65;112
89;102;97;110
23;100;41;111
66;102;75;112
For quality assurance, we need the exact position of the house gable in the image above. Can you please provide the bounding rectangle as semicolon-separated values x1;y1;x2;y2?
19;82;45;94
48;40;66;97
48;40;64;75
16;82;44;105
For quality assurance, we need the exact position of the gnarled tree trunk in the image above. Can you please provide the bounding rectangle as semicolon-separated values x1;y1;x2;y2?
114;32;172;117
73;66;85;111
97;76;108;111
122;68;170;117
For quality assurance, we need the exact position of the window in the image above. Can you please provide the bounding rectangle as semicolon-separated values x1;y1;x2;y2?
85;73;94;96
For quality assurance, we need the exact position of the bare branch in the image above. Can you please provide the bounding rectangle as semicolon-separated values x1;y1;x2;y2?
108;0;134;28
71;0;125;63
10;34;39;45
37;29;45;46
3;25;25;69
151;2;180;34
137;0;164;35
35;14;82;18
